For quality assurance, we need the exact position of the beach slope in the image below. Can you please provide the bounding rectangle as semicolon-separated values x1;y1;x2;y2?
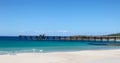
0;49;120;63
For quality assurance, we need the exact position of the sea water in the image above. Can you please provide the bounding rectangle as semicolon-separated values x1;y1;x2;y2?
0;36;120;54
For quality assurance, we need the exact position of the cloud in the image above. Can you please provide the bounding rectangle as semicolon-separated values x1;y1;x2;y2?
58;30;68;33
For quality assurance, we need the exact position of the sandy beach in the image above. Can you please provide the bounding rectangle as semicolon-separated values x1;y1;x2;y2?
0;49;120;63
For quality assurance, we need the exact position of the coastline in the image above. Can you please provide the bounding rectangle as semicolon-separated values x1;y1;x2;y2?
0;49;120;63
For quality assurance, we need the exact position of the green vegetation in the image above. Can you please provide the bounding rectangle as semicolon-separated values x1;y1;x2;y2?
107;33;120;36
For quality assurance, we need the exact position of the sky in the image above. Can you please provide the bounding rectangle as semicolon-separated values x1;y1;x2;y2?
0;0;120;36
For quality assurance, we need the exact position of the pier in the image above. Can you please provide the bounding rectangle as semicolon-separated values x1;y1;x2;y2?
19;35;120;42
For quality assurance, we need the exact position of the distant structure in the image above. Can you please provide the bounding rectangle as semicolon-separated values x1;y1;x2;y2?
19;34;120;42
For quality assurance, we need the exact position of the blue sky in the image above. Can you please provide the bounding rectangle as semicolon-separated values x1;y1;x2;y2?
0;0;120;36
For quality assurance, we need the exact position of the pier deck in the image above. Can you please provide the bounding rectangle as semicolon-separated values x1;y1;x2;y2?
19;35;120;42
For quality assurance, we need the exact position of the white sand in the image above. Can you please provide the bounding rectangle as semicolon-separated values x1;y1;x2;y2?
0;49;120;63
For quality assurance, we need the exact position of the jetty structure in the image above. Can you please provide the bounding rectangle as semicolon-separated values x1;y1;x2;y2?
19;34;120;42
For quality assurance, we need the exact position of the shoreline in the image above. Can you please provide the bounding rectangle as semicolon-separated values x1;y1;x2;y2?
0;49;120;63
1;47;120;55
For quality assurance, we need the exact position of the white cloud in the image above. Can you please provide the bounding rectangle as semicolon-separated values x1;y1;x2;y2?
58;30;68;33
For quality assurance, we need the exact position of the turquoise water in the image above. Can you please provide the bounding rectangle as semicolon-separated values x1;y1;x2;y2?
0;40;120;54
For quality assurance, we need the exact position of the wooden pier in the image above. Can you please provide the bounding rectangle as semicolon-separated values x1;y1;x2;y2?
19;35;120;42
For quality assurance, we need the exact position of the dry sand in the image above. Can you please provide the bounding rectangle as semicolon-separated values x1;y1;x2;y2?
0;49;120;63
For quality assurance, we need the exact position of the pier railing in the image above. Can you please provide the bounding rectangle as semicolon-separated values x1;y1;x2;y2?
19;35;120;42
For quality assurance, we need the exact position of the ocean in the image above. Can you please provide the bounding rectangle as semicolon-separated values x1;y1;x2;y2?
0;36;120;54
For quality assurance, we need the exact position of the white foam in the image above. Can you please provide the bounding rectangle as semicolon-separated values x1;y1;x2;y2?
39;50;43;52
